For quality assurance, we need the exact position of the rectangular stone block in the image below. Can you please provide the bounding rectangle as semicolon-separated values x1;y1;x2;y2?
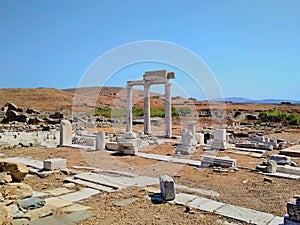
159;175;175;201
43;158;67;171
124;132;137;139
235;142;257;148
214;129;226;141
144;70;169;80
201;155;236;168
106;142;120;151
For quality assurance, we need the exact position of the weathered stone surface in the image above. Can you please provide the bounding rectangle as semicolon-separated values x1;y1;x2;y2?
266;160;277;173
95;131;105;150
0;160;28;181
3;103;22;113
17;197;45;210
44;187;73;196
201;155;236;168
268;154;292;165
1;183;32;200
0;203;13;225
59;120;72;146
59;188;100;202
216;204;275;224
188;197;225;212
0;172;12;184
60;203;91;213
12;218;29;225
106;142;120;151
45;197;73;209
43;158;67;171
159;175;175;201
6;111;27;123
28;210;95;225
173;193;198;205
7;204;24;219
24;206;52;221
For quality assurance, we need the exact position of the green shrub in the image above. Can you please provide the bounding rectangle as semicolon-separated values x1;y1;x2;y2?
178;107;192;116
95;106;193;118
259;110;300;126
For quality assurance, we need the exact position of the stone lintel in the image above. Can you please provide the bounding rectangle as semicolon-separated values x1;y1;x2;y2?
127;80;145;86
145;78;169;85
144;70;175;81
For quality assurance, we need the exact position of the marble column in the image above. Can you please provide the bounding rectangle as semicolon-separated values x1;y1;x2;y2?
95;131;105;150
126;86;133;133
187;121;197;137
60;120;72;146
164;82;172;138
144;84;151;134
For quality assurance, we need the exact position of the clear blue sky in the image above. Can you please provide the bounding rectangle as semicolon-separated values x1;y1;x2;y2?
0;0;299;100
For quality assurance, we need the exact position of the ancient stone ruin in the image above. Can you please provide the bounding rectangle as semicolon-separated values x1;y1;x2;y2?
126;70;175;138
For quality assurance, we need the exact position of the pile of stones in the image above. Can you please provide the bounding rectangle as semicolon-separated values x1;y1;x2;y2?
0;159;51;225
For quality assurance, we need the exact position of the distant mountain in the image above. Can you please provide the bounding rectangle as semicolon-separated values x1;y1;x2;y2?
214;97;300;104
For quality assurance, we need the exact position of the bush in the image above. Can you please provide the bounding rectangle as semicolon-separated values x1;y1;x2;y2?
178;107;192;116
258;110;300;126
95;107;181;118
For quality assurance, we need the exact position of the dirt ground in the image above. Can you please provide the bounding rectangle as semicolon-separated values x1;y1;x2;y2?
1;87;300;224
1;139;299;224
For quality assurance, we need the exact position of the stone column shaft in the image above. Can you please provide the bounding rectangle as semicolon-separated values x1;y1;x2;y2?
126;86;133;133
187;121;197;137
164;83;172;137
144;84;151;134
96;131;105;150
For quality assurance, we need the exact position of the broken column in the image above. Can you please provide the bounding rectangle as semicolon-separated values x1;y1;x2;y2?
59;120;72;146
187;121;196;137
159;175;175;201
266;160;277;173
175;128;196;155
211;128;227;150
95;131;105;150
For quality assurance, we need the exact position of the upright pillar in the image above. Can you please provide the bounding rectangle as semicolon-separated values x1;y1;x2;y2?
187;121;197;137
164;82;172;138
126;86;133;133
60;120;72;146
96;131;105;150
144;84;151;134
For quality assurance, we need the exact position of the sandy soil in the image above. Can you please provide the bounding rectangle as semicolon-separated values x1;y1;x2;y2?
1;144;298;223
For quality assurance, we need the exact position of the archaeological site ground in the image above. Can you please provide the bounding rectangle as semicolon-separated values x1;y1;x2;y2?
0;71;300;225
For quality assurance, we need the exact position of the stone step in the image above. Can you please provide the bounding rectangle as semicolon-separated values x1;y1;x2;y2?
215;204;276;225
74;173;128;189
5;157;43;169
64;177;116;192
201;155;236;168
74;172;158;189
59;188;100;202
